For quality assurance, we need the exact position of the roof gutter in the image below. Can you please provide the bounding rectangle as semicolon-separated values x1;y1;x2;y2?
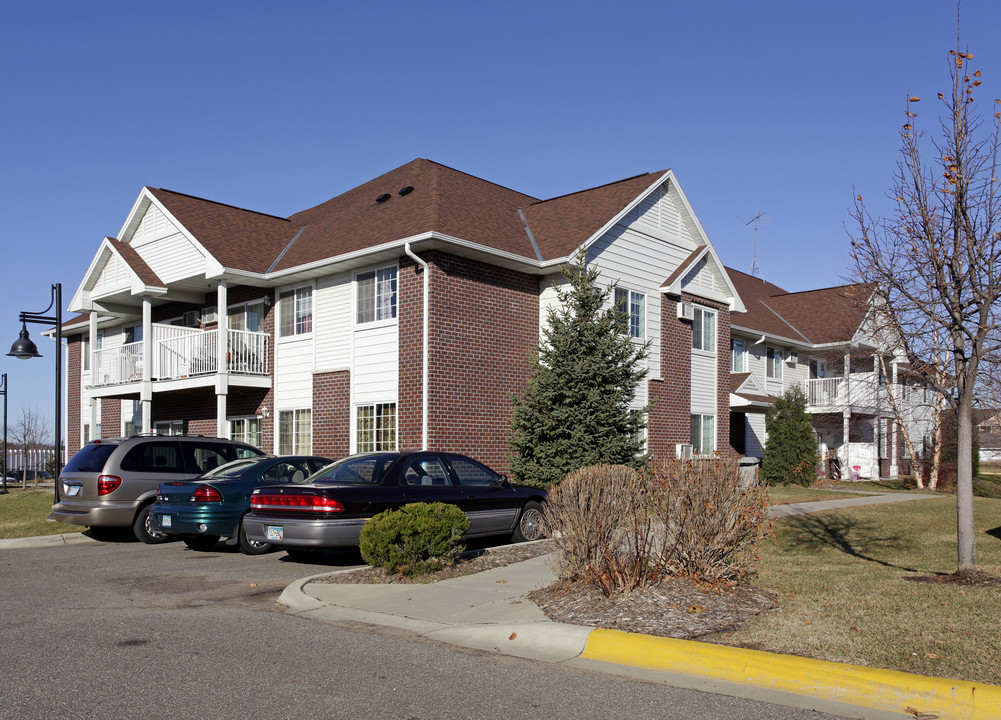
404;242;429;451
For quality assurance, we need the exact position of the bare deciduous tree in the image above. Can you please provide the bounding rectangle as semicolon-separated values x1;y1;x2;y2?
8;407;49;489
850;24;1001;572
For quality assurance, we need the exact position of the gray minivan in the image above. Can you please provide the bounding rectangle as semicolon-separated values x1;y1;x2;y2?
53;436;264;543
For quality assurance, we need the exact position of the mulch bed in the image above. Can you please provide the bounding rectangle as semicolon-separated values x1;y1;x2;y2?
905;569;1001;587
314;540;778;639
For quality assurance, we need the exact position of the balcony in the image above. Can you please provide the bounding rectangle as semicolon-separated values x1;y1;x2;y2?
804;372;882;412
92;323;269;388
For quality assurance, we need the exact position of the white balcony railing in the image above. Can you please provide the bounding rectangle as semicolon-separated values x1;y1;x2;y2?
805;372;882;410
91;324;269;387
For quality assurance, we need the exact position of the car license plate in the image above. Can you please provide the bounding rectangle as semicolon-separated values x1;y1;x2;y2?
160;514;172;529
266;525;283;541
66;485;80;497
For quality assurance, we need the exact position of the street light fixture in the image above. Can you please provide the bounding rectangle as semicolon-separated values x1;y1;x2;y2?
8;283;62;503
0;373;8;495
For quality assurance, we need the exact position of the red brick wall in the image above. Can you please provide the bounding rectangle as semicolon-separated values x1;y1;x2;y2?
67;337;82;453
313;370;350;458
101;399;120;438
648;298;693;459
399;251;538;474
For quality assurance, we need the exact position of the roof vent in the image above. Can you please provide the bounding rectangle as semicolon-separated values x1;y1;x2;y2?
399;186;414;196
375;193;391;203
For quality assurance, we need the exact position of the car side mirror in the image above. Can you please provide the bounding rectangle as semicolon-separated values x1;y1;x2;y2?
498;474;511;486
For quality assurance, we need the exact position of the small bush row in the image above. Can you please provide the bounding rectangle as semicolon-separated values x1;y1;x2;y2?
359;502;469;576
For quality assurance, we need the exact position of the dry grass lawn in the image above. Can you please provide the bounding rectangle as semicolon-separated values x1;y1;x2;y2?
0;489;82;539
765;486;868;506
711;495;1001;685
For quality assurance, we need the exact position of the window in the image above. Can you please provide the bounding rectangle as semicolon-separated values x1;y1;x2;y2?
154;420;185;436
731;338;745;372
230;416;263;449
691;306;716;352
278;409;312;454
766;347;784;379
614;288;646;339
690;414;715;455
278;287;313;337
124;400;142;437
447;455;502;487
228;301;265;333
357;403;396;452
356;266;398;324
403;457;451;486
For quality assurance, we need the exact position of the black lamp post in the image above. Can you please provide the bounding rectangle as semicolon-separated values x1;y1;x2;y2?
0;373;7;495
8;284;62;503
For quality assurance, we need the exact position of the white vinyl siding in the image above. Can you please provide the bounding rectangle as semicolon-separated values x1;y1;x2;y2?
352;324;398;404
745;414;766;458
314;272;353;371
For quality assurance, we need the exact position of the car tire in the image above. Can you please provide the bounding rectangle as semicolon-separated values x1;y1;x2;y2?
182;535;221;551
511;500;545;543
132;503;171;544
87;525;120;541
285;548;324;563
238;520;272;555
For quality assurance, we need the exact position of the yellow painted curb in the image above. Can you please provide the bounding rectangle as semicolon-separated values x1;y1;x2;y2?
582;628;1001;720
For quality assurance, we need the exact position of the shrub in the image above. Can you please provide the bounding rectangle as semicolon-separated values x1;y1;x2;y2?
545;464;674;594
359;502;469;576
651;458;771;585
762;385;819;486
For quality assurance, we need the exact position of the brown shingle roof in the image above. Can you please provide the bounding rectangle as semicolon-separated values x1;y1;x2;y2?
276;159;540;271
726;267;873;345
522;171;666;260
148;188;299;274
107;238;163;287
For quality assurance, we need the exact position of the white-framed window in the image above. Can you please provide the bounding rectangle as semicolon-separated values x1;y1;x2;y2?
154;420;185;436
614;288;646;339
691;306;716;352
278;409;312;454
356;266;398;324
230;416;263;448
356;403;397;452
278;286;313;337
731;338;745;372
690;414;716;455
124;400;143;437
228;300;265;332
767;346;783;379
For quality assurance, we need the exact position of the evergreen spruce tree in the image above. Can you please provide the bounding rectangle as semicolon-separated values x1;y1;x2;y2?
508;258;649;488
761;385;819;486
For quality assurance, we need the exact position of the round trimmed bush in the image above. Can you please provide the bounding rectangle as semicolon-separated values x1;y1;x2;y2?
359;502;470;576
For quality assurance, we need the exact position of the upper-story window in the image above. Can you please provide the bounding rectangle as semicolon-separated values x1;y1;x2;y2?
692;306;716;353
731;338;745;372
356;266;398;324
228;301;265;332
278;286;313;337
766;346;784;379
614;288;646;339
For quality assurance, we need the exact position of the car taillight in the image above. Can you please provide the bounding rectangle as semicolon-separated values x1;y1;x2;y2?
192;485;223;502
98;475;122;495
250;493;344;513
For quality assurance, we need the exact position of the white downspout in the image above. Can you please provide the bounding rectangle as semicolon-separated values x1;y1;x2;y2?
404;243;429;450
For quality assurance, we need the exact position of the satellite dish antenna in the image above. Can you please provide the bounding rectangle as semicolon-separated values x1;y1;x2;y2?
739;211;767;278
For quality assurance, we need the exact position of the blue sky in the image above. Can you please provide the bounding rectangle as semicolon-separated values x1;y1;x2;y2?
1;0;997;424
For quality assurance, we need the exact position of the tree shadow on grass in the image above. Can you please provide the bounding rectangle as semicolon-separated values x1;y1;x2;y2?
986;526;1001;542
783;513;922;573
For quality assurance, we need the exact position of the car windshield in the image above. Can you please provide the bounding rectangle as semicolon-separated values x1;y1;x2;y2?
202;457;266;480
63;443;118;473
306;454;397;485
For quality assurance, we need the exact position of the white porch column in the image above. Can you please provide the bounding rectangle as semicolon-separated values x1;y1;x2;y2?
842;410;851;479
216;281;229;439
889;360;899;477
140;296;152;434
88;312;98;387
871;353;881;480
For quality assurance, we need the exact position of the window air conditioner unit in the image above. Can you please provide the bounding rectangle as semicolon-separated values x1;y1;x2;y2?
676;443;693;460
201;306;218;324
787;351;799;365
677;302;694;321
182;310;200;327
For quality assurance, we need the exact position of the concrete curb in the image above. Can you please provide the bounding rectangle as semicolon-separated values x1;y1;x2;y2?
0;532;96;550
581;628;1001;720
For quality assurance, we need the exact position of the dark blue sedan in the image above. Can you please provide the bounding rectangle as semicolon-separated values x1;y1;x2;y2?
153;455;333;554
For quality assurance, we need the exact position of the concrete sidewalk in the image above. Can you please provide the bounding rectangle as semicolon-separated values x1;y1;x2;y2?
281;491;1000;720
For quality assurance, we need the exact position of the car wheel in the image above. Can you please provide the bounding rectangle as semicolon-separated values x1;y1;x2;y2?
512;501;545;543
285;548;324;563
182;535;221;551
132;504;171;544
87;525;120;541
238;520;272;555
